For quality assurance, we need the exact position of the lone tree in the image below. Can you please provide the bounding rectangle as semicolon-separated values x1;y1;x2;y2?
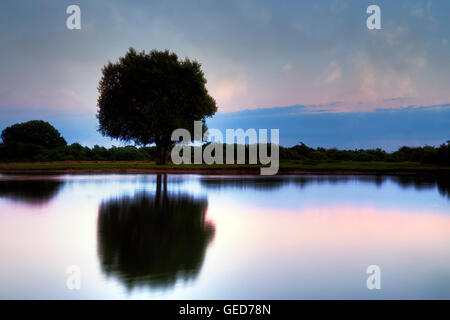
1;120;66;149
97;48;217;164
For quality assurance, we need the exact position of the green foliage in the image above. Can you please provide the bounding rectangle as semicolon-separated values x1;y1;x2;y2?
391;142;449;165
437;141;450;165
276;143;447;165
0;142;158;163
97;48;217;163
1;120;66;149
0;141;449;165
0;142;47;162
0;119;448;166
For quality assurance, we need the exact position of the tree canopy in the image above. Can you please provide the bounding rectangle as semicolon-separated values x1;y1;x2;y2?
1;120;66;149
97;48;217;163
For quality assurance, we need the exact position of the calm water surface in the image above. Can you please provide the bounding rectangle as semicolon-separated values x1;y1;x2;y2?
0;174;449;299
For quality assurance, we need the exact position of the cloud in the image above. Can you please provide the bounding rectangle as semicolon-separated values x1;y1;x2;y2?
0;87;91;112
325;62;341;84
409;56;427;68
353;52;416;105
236;0;272;25
209;77;248;110
208;104;450;150
0;0;449;117
282;64;293;72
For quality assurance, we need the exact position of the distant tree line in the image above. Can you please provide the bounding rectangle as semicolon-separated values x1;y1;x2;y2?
279;142;450;165
0;120;449;165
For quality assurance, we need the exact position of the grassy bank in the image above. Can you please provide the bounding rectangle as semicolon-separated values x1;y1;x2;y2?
0;160;449;175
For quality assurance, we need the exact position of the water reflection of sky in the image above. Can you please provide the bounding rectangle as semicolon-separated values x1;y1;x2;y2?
200;175;449;216
0;174;449;299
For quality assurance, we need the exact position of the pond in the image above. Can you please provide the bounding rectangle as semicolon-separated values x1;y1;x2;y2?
0;174;449;299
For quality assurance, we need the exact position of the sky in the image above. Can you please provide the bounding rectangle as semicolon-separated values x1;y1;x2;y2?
0;0;449;150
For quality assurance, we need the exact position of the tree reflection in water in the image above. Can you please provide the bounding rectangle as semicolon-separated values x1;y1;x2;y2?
97;174;215;290
0;178;64;205
200;174;450;199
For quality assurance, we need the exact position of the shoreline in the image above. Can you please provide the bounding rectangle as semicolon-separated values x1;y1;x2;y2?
0;163;450;176
0;161;449;176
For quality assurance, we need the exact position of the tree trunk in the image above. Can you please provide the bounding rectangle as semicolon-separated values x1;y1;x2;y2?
156;143;169;165
155;173;162;206
163;173;167;200
155;144;161;165
162;145;168;165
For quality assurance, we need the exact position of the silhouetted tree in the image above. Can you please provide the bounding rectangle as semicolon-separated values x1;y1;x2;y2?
1;120;66;149
97;48;217;164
